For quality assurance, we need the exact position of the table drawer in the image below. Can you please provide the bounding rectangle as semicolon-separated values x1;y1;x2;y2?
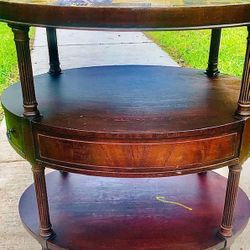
4;109;24;155
37;133;239;171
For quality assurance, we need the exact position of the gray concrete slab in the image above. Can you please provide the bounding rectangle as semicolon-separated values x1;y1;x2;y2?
0;121;23;163
33;29;150;46
32;28;178;74
0;161;43;250
0;28;249;249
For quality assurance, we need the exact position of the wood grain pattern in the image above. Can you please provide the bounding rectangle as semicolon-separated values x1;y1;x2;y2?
2;0;250;7
19;171;250;250
219;164;242;238
32;165;54;239
2;66;243;134
1;65;246;177
0;2;250;30
237;26;250;116
1;3;250;247
37;133;237;171
4;108;24;156
9;24;39;117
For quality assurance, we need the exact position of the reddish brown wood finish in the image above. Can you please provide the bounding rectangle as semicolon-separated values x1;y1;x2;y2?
4;108;24;156
1;3;250;247
37;133;237;170
0;1;250;30
19;171;250;250
32;165;54;239
237;26;250;116
219;164;242;238
1;66;245;177
8;24;39;117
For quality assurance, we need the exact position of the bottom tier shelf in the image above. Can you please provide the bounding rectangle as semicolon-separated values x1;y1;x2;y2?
19;171;250;250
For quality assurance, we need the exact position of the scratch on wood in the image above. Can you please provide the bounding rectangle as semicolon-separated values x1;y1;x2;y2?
156;195;193;211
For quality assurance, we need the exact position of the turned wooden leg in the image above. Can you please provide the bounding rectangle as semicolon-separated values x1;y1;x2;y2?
32;165;55;239
9;24;39;117
206;28;222;77
237;26;250;116
219;164;242;238
46;27;61;75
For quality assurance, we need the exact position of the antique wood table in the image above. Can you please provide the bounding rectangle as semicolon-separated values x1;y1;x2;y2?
1;1;250;249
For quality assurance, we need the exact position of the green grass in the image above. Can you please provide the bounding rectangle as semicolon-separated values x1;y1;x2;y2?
0;23;35;120
0;24;18;93
146;27;247;77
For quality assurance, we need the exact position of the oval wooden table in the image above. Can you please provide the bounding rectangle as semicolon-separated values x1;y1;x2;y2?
1;1;250;249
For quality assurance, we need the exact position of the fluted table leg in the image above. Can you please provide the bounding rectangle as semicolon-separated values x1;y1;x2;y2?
219;164;242;238
237;26;250;116
9;24;39;117
32;165;54;239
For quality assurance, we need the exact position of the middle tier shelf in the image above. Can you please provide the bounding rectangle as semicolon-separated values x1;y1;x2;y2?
1;65;245;177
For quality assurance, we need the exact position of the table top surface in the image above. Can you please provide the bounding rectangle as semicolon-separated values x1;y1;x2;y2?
2;65;245;176
1;0;250;7
19;171;250;249
2;65;242;137
1;0;250;29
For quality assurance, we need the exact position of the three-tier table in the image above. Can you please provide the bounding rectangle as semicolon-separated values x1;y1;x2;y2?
1;1;250;249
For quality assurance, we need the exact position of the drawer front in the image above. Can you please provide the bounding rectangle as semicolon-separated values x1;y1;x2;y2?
4;109;24;155
37;133;238;171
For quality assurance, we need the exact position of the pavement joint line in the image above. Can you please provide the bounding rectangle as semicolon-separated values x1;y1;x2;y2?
33;41;154;47
0;160;26;164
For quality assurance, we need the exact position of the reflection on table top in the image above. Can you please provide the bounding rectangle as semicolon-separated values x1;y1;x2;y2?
1;0;250;7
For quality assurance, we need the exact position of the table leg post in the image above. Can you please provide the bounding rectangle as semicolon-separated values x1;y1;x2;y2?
9;24;40;117
219;164;242;238
32;165;55;239
237;26;250;116
206;28;222;77
46;27;61;75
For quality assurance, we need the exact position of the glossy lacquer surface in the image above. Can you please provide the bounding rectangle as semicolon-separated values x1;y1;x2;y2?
1;0;250;7
19;171;250;250
1;66;246;177
0;0;250;29
1;66;242;135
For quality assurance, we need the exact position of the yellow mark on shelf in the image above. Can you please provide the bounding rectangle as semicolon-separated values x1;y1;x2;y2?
156;196;193;211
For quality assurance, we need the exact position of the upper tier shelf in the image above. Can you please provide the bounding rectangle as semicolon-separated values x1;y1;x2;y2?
1;65;242;138
0;0;250;30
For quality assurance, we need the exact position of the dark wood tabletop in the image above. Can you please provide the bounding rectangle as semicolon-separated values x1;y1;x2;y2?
0;0;250;29
1;66;244;177
1;0;249;7
1;0;250;246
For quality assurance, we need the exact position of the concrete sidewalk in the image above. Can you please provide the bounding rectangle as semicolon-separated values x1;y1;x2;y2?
0;28;249;249
32;28;178;74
